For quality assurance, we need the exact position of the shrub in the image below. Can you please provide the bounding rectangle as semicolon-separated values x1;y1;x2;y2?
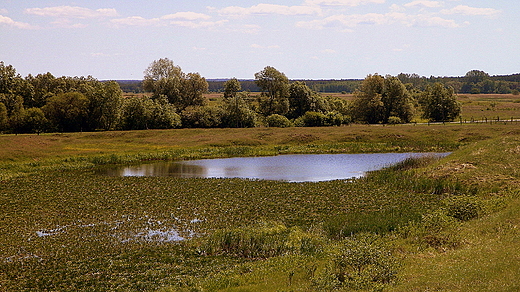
324;111;344;126
387;116;402;125
313;233;399;291
512;89;519;96
444;195;483;221
181;106;223;128
300;111;326;127
266;114;293;128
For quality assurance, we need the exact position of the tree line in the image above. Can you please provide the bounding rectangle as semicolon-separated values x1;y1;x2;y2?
1;58;465;134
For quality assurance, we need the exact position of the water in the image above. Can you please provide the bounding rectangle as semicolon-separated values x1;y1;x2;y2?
99;153;449;182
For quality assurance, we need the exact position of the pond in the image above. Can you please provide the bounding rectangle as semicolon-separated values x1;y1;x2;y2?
98;153;449;182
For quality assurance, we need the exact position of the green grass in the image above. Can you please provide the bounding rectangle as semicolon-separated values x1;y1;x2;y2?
1;124;519;291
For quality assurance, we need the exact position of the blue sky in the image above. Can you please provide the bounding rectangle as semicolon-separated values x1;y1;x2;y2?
1;0;518;80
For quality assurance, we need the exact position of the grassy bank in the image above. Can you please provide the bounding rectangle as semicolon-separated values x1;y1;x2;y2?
1;123;519;291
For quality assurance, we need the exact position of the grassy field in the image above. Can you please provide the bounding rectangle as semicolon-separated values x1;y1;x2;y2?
1;122;519;291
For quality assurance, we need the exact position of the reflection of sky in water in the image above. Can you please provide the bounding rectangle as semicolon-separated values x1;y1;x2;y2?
103;153;449;182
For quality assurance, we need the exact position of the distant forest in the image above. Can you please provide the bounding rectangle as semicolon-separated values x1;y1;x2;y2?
117;70;520;95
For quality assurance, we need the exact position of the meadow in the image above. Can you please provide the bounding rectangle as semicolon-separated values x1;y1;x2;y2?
1;117;519;290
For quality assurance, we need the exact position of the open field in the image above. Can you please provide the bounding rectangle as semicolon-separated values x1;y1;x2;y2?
1;123;519;291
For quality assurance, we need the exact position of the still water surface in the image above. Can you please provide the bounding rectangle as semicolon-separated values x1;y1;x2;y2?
100;153;449;182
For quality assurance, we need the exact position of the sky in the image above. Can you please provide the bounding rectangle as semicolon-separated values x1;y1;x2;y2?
1;0;518;80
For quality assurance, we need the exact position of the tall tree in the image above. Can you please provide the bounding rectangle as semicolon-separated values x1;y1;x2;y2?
221;92;257;128
352;74;414;124
43;92;89;132
254;66;289;116
86;81;123;131
0;102;9;132
421;83;461;122
143;58;208;110
381;76;414;123
352;74;385;124
22;107;48;134
223;78;242;99
287;81;328;119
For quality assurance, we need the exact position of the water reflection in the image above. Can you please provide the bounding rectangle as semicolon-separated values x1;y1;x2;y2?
104;163;207;178
99;153;449;182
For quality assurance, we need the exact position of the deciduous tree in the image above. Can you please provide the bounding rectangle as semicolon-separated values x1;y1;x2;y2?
352;74;414;124
255;66;289;116
43;92;89;132
143;58;208;110
223;78;242;99
421;83;461;122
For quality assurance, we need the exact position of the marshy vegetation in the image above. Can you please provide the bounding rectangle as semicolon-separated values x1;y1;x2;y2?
1;123;519;291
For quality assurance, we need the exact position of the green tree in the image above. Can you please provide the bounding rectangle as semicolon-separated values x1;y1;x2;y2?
148;95;181;129
25;72;56;108
143;58;208;110
352;74;414;124
181;106;223;128
221;92;257;128
86;81;123;130
352;74;385;124
0;102;8;132
9;96;26;134
421;83;461;122
223;78;242;99
287;81;328;119
255;66;290;116
43;92;89;132
22;107;48;134
0;61;20;95
465;70;489;84
381;76;414;123
119;96;153;130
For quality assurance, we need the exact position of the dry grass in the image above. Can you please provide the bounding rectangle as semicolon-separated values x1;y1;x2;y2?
1;123;518;163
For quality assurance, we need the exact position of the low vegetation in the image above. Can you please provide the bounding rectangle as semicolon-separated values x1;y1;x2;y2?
0;122;519;291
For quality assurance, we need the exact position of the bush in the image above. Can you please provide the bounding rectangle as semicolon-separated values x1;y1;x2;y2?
313;233;399;291
387;116;402;125
266;114;292;128
299;111;326;127
181;106;223;128
444;195;483;221
512;89;519;96
324;111;344;126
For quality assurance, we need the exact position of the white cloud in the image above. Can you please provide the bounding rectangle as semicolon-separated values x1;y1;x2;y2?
50;18;88;28
404;1;443;8
25;6;119;19
297;13;389;29
111;16;162;26
111;12;223;28
441;5;500;17
410;15;459;28
304;0;385;6
0;8;8;14
218;4;321;16
297;12;460;29
0;14;38;29
389;4;405;12
161;12;211;21
169;20;228;29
